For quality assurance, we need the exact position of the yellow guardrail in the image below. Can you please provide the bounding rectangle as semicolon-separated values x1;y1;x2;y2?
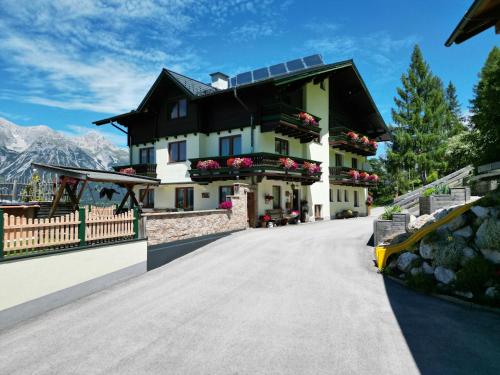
374;201;476;270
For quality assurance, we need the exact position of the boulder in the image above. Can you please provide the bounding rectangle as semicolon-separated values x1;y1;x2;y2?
408;214;433;233
434;208;453;221
422;261;434;275
485;287;498;299
453;226;473;240
419;239;435;260
471;206;489;219
479;249;500;264
475;219;500;250
434;266;456;285
409;215;417;223
460;247;476;266
410;267;423;276
443;214;467;232
397;252;419;272
390;232;411;245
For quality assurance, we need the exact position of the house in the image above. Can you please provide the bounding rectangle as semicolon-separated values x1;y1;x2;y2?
445;0;500;46
94;55;389;225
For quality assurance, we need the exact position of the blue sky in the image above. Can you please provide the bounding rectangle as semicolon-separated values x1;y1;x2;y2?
0;0;497;153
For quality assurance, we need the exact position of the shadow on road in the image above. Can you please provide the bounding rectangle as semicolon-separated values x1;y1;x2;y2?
383;277;500;375
147;231;239;271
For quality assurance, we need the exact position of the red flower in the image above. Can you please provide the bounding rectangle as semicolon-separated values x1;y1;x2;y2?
348;169;360;180
360;136;369;145
359;171;369;180
369;139;378;149
368;174;379;182
262;214;271;222
218;201;233;209
346;131;358;140
227;158;235;167
119;167;136;175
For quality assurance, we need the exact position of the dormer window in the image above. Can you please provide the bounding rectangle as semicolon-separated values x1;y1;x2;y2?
170;98;187;119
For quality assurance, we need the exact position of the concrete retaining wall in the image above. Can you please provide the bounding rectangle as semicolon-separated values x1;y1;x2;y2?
0;239;147;331
373;213;410;246
143;183;249;245
419;187;470;215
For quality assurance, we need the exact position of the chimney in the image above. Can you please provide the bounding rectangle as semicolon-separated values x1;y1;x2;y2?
210;72;229;90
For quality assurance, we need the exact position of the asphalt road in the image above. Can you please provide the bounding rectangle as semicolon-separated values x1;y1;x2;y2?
1;215;499;374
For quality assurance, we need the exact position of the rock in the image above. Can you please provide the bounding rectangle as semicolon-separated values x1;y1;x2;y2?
387;259;398;270
485;287;498;299
471;206;489;219
434;208;452;221
390;232;411;245
454;290;473;299
422;261;434;275
410;267;423;276
443;214;467;231
479;249;500;264
460;247;476;266
419;239;435;260
453;226;473;240
475;219;500;250
434;266;456;285
490;208;499;219
409;215;417;223
408;214;433;233
397;252;419;272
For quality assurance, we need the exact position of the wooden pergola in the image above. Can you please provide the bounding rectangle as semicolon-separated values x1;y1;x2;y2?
32;163;160;218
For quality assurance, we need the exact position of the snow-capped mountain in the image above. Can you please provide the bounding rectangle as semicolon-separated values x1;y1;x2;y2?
0;118;128;180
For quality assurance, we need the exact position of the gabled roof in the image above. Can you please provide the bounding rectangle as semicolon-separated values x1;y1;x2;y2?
445;0;500;46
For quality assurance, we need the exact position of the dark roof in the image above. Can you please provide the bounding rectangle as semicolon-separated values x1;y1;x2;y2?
167;70;216;96
32;163;160;185
445;0;500;46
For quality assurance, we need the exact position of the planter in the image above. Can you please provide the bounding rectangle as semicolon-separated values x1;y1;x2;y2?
419;187;470;215
373;213;411;246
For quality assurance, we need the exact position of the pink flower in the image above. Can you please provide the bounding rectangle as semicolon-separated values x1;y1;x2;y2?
119;167;136;175
368;174;379;182
360;136;369;145
197;160;220;170
218;201;233;209
369;139;378;149
346;131;358;140
303;161;321;175
230;157;253;169
279;157;298;170
359;171;369;181
348;169;360;180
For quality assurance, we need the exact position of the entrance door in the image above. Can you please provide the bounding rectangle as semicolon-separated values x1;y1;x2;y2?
247;191;257;227
292;189;299;211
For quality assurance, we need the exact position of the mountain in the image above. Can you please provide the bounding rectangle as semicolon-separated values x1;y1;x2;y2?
0;118;128;180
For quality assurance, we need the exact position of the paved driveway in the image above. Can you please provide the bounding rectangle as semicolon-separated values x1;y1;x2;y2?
1;216;499;374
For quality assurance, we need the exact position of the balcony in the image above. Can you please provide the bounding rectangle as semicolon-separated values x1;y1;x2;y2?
329;166;379;187
112;163;157;178
329;127;378;156
261;103;321;143
189;153;322;185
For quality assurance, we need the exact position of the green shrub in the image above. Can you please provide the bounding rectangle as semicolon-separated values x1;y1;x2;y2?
477;188;500;207
422;184;450;197
455;257;495;295
433;235;463;270
475;219;500;250
406;272;436;294
381;205;403;220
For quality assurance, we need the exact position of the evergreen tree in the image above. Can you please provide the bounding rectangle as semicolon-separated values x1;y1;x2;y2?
444;81;466;136
469;47;500;166
388;45;448;189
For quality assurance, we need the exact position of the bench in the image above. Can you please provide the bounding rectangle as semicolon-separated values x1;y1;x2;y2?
265;208;287;225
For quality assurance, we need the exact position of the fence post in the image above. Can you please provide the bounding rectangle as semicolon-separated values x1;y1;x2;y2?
78;207;86;246
0;208;3;258
133;207;139;239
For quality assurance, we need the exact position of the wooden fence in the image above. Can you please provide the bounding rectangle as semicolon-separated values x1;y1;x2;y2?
0;206;138;257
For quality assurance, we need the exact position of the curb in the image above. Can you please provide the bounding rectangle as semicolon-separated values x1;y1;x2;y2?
384;274;500;315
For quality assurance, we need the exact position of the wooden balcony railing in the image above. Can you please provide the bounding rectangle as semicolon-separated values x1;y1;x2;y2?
261;102;321;143
189;153;322;185
329;127;378;156
112;163;157;178
329;166;379;187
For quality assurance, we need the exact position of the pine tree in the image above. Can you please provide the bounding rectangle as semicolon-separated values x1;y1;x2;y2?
388;45;448;189
469;46;500;166
444;81;465;136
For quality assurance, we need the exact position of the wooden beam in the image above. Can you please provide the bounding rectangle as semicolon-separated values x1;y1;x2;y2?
116;189;131;214
76;180;88;202
48;177;67;219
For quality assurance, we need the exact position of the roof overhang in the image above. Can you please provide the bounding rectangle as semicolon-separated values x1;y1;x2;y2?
32;163;160;186
445;0;500;46
93;111;153;127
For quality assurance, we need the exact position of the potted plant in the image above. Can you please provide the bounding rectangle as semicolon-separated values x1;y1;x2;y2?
260;214;271;228
218;201;232;210
264;193;274;203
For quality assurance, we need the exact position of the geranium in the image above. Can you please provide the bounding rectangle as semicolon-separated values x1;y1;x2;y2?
366;195;373;206
348;169;360;180
368;174;379;182
197;160;220;170
119;167;136;175
279;157;298;170
291;210;300;216
359;171;369;181
359;136;369;145
346;131;358;140
302;161;321;175
298;112;318;126
228;157;253;169
369;139;378;149
218;201;233;209
261;214;272;222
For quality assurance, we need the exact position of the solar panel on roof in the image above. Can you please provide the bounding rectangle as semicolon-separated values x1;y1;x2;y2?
303;54;324;67
269;63;287;76
286;59;305;72
252;67;270;81
236;71;253;85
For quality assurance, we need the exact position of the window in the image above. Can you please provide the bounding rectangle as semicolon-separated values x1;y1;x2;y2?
335;153;343;167
352;157;358;169
139;147;155;164
314;204;322;219
169;141;186;162
344;190;349;202
176;187;194;210
272;186;281;209
140;189;154;208
219;135;241;156
275;138;289;155
330;188;333;202
170;98;187;119
354;191;359;207
337;189;342;202
219;186;234;204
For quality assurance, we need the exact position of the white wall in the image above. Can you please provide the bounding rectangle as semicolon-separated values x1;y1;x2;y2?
254;127;305;157
329;185;368;217
0;240;147;312
329;148;369;170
